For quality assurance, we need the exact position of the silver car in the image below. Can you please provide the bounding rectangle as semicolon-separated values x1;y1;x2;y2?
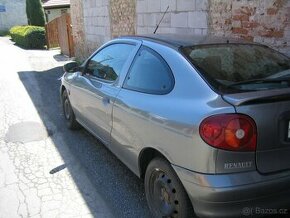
60;34;290;218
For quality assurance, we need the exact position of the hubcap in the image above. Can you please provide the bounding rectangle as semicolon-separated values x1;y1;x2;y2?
150;170;179;217
64;99;71;120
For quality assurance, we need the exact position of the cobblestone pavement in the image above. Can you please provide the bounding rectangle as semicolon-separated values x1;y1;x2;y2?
0;37;151;218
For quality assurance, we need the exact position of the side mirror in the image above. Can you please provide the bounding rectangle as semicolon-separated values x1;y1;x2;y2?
63;61;80;73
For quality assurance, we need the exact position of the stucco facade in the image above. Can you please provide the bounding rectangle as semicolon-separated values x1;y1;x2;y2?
43;0;71;23
44;8;70;23
0;0;27;31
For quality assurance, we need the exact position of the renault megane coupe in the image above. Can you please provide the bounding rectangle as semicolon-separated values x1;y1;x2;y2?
60;34;290;218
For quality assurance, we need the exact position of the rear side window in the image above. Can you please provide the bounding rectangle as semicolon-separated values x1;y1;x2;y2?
123;46;174;94
182;44;290;93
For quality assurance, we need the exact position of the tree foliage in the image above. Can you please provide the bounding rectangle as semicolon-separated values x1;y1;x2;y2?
26;0;45;26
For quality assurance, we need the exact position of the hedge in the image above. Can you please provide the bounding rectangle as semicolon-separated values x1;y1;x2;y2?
0;30;9;36
9;25;45;49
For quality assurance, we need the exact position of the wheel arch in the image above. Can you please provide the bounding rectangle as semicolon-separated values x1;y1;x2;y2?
60;85;67;103
138;147;171;180
60;85;66;95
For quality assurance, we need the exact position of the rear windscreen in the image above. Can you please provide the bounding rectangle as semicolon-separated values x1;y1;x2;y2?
181;44;290;94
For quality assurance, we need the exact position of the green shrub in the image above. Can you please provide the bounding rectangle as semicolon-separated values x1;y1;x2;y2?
9;25;45;49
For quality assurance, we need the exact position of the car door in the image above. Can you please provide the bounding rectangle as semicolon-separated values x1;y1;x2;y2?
69;42;137;145
111;46;175;174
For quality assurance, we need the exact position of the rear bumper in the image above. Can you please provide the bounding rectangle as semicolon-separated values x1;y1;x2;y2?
172;165;290;218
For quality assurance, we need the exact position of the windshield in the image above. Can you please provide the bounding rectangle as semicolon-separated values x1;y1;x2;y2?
181;44;290;94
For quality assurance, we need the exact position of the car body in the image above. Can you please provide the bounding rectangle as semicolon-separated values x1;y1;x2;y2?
60;34;290;218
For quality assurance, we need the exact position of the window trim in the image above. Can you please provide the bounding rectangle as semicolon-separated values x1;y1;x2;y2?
122;46;175;95
83;42;136;84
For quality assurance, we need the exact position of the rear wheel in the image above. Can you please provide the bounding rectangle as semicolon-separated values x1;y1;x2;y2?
145;158;195;218
62;90;80;130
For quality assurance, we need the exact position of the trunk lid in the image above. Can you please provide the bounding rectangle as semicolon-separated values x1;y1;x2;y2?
223;88;290;174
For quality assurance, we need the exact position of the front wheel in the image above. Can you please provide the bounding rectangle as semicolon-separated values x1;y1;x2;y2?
62;90;80;130
145;158;195;218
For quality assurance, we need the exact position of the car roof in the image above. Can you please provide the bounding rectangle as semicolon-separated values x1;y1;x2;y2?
120;34;258;48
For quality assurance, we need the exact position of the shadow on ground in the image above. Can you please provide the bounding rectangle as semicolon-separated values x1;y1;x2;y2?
53;54;73;62
18;67;151;218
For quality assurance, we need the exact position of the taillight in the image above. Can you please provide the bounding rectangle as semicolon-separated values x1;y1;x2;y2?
199;114;257;151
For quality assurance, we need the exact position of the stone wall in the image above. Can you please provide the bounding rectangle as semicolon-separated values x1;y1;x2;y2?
70;0;289;59
71;0;209;58
83;0;111;55
70;0;87;60
71;0;113;58
209;0;290;56
110;0;136;38
0;0;27;31
136;0;208;35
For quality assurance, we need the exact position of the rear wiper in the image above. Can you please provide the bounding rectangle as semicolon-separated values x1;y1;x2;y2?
227;78;290;87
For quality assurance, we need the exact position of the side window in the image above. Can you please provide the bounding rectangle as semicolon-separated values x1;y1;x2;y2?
123;47;174;94
86;43;135;82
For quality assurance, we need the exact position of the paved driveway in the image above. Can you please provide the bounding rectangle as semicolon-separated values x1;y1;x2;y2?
0;37;151;218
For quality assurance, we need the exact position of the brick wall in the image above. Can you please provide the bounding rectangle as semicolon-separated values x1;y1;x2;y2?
136;0;208;35
209;0;290;56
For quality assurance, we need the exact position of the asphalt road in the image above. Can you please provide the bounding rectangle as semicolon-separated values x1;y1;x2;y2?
0;37;151;218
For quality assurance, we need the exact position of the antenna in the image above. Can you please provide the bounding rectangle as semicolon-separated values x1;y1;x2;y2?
153;6;169;34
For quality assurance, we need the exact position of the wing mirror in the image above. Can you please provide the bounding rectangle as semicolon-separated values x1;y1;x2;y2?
63;61;80;73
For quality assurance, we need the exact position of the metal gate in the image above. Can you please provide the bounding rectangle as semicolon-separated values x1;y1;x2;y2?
45;13;74;57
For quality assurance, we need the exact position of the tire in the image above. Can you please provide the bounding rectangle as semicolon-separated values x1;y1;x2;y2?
62;90;80;130
145;158;195;218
